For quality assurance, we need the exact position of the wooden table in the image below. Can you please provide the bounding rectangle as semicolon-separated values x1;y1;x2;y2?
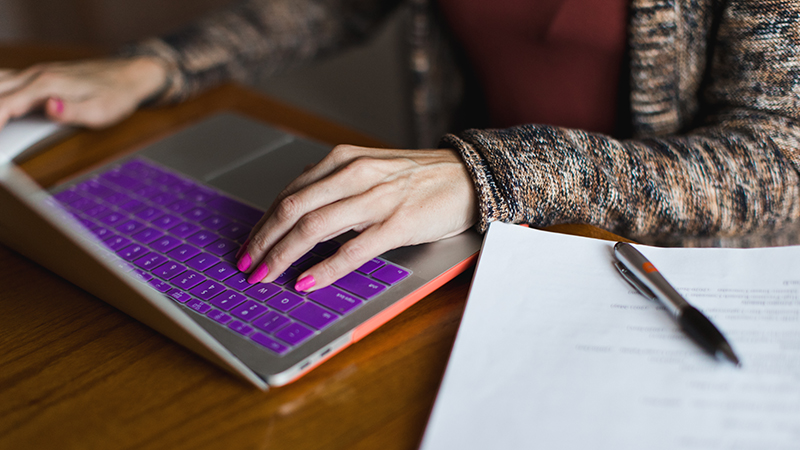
0;45;625;450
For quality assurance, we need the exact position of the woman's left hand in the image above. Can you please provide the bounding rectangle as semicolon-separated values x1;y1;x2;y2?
236;145;479;292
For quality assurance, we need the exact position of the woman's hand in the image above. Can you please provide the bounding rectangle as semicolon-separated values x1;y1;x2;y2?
0;57;167;130
236;145;479;292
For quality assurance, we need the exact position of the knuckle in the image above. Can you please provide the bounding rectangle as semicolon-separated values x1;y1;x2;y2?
275;195;302;223
330;144;358;163
296;211;326;237
317;261;340;282
338;241;367;266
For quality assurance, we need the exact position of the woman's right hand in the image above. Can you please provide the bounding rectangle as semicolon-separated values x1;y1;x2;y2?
0;56;168;130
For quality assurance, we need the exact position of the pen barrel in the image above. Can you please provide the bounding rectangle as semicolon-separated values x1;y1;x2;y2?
613;243;689;316
678;306;729;357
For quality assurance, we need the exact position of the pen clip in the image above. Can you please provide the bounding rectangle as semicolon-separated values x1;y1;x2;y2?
614;261;657;301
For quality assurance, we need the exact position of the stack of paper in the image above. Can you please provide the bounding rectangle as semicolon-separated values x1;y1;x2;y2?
422;222;800;450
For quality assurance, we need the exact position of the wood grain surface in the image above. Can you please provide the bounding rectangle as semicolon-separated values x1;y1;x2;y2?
0;45;627;450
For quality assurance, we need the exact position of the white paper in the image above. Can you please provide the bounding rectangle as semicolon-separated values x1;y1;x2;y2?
422;222;800;450
0;117;63;164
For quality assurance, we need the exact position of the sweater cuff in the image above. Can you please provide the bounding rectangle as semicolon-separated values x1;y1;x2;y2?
440;133;513;233
116;38;188;106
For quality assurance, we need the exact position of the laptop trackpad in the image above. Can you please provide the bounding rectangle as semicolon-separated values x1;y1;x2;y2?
205;139;331;210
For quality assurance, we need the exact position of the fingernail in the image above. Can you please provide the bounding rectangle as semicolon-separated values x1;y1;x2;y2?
53;98;64;115
235;238;250;259
237;253;252;272
247;263;269;284
295;275;316;292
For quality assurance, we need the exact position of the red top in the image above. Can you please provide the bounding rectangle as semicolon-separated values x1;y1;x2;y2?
438;0;628;134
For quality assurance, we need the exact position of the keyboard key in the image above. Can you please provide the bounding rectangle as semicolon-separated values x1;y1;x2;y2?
101;171;138;189
187;230;216;247
91;227;114;240
104;191;133;206
168;289;192;303
210;291;247;311
133;253;167;270
167;244;201;262
183;207;212;223
252;311;290;334
289;302;338;330
131;270;152;282
333;272;386;299
152;214;181;230
274;267;299;286
70;196;99;212
357;259;384;274
200;214;231;231
172;270;206;290
372;264;410;285
186;299;211;314
251;333;289;354
184;186;217;203
76;179;115;199
135;206;163;221
189;280;227;300
153;262;186;280
206;238;238;257
308;286;363;314
104;236;132;251
54;189;83;204
169;221;201;239
165;199;195;214
149;192;178;206
206;309;232;325
274;322;314;346
223;273;251;291
150;235;182;253
218;222;248;240
206;262;238;281
99;212;125;226
83;204;109;218
115;219;146;235
148;278;172;293
230;300;268;322
119;199;146;213
246;283;281;302
266;291;303;312
228;321;254;336
131;227;164;244
117;244;148;261
207;197;263;225
186;253;220;272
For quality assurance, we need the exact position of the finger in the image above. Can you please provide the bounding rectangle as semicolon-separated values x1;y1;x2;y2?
245;183;394;285
0;67;41;96
293;221;400;292
239;155;401;274
50;95;136;128
244;144;374;243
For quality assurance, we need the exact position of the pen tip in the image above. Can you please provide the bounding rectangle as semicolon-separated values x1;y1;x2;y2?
718;342;741;367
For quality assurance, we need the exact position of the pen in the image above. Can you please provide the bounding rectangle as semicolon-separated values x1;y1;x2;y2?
613;242;741;366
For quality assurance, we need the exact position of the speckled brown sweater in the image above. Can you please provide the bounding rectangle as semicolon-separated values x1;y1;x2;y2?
125;0;800;243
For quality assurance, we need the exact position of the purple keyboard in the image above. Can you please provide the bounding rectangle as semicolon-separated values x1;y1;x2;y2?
52;158;410;356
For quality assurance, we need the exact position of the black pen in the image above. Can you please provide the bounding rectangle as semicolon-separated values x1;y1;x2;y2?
613;242;741;366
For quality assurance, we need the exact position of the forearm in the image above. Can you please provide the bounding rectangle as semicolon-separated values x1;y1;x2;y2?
120;0;402;103
445;109;800;241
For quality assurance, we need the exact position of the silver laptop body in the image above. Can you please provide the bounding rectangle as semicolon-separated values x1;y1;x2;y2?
0;112;481;389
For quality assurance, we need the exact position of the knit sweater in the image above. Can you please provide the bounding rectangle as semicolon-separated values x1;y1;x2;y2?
124;0;800;244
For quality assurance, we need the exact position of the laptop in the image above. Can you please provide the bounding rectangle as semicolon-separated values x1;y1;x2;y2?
0;112;481;390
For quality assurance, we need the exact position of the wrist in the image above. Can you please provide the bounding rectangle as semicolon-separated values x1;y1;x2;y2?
123;56;171;106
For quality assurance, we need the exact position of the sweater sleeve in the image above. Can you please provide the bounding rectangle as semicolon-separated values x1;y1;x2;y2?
443;1;800;243
119;0;402;103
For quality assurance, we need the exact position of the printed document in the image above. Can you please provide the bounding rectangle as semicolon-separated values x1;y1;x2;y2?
421;222;800;450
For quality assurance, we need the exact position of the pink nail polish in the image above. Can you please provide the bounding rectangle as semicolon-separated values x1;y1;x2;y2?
237;253;252;272
235;238;250;259
295;275;316;292
247;263;269;284
53;98;64;115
